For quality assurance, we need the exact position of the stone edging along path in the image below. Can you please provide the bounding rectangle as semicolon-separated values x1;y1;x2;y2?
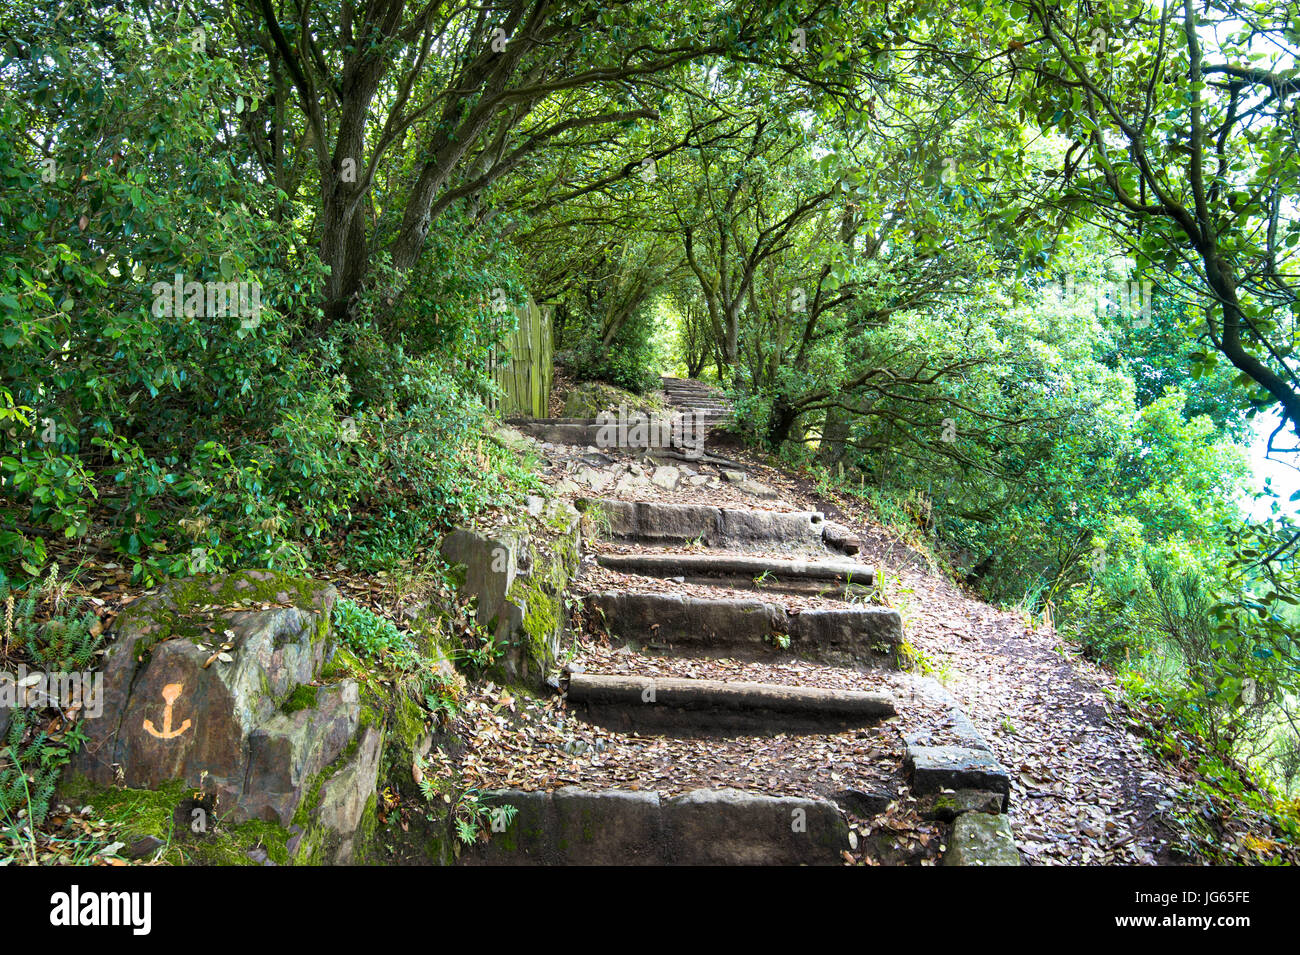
470;378;1019;866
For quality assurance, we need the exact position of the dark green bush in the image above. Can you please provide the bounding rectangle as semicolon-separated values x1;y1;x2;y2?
568;304;660;393
0;18;529;584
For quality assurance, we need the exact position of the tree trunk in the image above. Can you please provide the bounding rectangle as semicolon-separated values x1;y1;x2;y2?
766;399;800;447
724;301;740;364
818;406;853;467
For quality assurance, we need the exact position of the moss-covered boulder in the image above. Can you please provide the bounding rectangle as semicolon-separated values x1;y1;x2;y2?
561;380;662;418
65;569;383;863
440;499;580;689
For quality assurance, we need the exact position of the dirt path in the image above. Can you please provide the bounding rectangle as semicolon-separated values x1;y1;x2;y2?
756;472;1188;864
886;559;1178;864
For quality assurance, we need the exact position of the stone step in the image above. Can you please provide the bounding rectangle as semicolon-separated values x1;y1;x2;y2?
906;745;1012;809
584;591;903;667
596;552;875;596
662;398;727;408
565;672;895;734
462;786;849;865
581;498;830;549
942;812;1020;866
661;382;721;392
509;422;702;450
507;413;731;426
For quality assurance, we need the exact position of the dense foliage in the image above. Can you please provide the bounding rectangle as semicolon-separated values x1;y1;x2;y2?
1;6;535;582
497;1;1300;803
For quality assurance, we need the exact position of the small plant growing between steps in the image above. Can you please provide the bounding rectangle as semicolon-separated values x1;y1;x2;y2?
415;752;517;846
577;500;613;540
897;639;950;683
766;630;791;650
453;793;517;845
869;566;921;639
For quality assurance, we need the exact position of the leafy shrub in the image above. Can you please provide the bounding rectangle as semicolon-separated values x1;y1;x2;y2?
1063;547;1299;759
0;17;531;585
330;598;413;660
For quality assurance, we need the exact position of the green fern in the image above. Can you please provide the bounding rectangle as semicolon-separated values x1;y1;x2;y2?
0;569;104;829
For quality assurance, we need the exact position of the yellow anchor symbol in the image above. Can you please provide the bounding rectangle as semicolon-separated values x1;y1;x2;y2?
143;682;192;739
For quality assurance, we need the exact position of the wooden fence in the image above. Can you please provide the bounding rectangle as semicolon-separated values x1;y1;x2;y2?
488;297;552;418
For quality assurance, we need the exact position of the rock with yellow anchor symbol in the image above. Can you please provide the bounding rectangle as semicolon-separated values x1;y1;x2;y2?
68;570;384;861
142;682;193;740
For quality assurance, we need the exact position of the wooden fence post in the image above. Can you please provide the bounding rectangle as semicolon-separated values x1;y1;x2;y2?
492;295;552;418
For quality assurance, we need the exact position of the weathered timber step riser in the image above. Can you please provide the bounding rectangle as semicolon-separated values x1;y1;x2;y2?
566;673;894;735
584;499;829;549
464;787;848;866
584;592;904;668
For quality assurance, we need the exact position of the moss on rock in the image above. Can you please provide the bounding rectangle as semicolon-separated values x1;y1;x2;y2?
280;683;319;715
561;381;664;418
113;569;335;662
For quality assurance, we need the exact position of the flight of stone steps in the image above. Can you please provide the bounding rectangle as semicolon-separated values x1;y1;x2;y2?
505;376;733;453
477;381;1016;866
659;375;734;430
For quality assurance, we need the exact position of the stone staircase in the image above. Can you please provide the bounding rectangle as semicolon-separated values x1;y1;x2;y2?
659;375;734;429
505;376;733;453
467;379;1017;866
